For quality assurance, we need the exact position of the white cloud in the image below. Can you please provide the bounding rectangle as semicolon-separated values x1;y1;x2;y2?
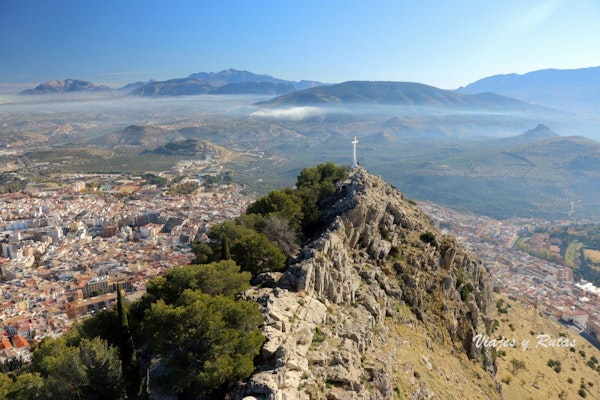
250;106;324;120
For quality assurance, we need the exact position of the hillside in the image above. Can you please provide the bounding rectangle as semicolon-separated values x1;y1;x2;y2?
188;68;293;86
379;132;600;220
256;81;550;112
227;166;600;399
146;138;237;161
209;81;295;95
232;167;499;399
492;295;600;400
86;125;184;147
457;66;600;113
4;164;599;399
128;78;215;96
19;79;112;95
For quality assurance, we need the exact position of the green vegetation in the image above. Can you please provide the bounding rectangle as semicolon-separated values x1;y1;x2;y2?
515;224;600;286
192;220;286;276
456;272;475;301
496;299;510;314
0;261;264;399
509;358;526;375
565;241;584;267
140;173;167;187
193;161;349;273
0;175;27;193
311;327;326;345
202;172;233;188
0;336;126;400
143;275;264;397
169;181;199;195
419;231;439;249
515;238;559;263
116;285;139;399
0;162;350;399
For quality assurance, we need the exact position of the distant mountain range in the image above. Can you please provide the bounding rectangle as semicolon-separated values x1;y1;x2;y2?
187;69;323;90
128;78;215;96
129;69;324;96
129;78;297;96
19;69;327;97
256;81;551;112
18;66;600;116
19;79;111;95
457;66;600;112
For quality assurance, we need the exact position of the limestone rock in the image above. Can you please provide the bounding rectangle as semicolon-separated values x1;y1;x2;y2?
230;167;495;400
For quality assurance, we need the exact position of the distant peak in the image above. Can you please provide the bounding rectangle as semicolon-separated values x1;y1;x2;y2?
19;78;112;95
522;123;558;138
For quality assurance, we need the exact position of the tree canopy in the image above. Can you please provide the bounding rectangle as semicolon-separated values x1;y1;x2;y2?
140;260;264;397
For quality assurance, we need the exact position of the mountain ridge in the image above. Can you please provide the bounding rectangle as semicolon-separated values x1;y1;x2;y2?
16;69;327;97
19;78;112;95
256;80;552;112
231;167;498;399
130;69;327;96
457;66;600;112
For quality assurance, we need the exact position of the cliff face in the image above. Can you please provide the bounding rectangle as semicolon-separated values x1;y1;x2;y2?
233;168;498;400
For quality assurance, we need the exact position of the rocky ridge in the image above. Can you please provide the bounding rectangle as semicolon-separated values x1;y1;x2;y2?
232;168;499;400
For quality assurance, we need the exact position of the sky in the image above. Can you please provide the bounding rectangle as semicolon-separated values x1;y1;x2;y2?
1;0;600;92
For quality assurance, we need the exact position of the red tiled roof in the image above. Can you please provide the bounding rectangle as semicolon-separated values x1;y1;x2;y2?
0;338;12;350
12;335;29;348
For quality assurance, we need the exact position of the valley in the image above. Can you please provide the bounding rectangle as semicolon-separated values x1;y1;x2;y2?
3;73;600;398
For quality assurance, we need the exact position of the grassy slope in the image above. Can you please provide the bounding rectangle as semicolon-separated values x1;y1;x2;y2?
363;295;600;400
493;295;600;400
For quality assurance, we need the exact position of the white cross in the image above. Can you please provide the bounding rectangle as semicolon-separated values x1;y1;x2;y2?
351;135;358;168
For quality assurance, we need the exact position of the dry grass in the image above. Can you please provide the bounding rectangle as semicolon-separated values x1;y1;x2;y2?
492;295;600;400
378;305;501;400
374;296;600;400
584;248;600;264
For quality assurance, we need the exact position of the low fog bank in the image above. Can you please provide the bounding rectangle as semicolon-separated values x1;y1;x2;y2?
2;94;599;142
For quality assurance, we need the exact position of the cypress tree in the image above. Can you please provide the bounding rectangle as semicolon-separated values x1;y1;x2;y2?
117;284;141;398
221;235;231;260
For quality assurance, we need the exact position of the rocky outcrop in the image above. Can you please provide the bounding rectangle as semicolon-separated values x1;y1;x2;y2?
231;167;496;400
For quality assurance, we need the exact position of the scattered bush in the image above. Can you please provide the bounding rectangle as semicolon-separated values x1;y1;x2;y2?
509;358;526;375
547;358;562;373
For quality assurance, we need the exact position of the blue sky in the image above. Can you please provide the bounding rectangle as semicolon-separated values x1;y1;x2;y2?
1;0;600;91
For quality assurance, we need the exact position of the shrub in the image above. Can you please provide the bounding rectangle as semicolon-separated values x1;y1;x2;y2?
420;231;439;249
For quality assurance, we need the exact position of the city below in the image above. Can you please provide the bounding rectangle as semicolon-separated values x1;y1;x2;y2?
0;163;250;363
